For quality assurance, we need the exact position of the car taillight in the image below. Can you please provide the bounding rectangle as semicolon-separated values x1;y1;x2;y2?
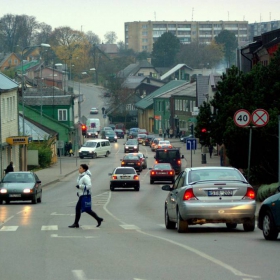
169;171;174;175
155;160;158;164
243;187;255;200
151;171;155;175
177;160;181;165
121;161;125;165
112;175;117;180
183;188;197;201
137;162;140;165
133;175;139;180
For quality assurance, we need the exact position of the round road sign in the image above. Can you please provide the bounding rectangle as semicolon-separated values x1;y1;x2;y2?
234;109;251;127
252;109;269;127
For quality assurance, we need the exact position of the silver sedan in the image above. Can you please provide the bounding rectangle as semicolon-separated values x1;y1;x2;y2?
162;167;256;233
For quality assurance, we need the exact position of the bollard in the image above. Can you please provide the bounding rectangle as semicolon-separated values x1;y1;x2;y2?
201;153;207;164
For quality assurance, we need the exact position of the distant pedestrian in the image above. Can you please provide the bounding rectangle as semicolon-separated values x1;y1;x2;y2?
209;144;213;158
166;128;170;138
219;144;224;166
69;164;103;228
169;128;173;138
64;142;69;156
5;161;14;174
159;128;163;137
68;141;74;156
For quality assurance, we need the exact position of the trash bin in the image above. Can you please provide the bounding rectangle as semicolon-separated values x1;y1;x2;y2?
201;154;207;164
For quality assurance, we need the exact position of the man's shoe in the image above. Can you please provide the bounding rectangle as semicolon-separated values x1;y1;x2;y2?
68;224;79;228
96;218;103;227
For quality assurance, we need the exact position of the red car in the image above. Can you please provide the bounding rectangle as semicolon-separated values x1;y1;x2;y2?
149;163;175;184
121;154;142;172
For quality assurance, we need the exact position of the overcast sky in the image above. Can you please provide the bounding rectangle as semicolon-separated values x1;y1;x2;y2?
1;0;279;43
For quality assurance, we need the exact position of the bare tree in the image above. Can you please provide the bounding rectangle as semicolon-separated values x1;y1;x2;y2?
104;31;117;44
86;31;100;45
35;23;52;45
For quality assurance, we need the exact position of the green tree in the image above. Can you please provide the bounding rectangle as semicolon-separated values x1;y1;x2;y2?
205;48;280;184
215;30;238;67
151;32;181;67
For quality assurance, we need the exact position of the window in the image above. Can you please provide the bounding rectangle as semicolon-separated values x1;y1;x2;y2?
142;31;148;36
58;109;67;121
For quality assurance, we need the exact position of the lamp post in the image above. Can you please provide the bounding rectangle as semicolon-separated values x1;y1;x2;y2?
21;43;51;136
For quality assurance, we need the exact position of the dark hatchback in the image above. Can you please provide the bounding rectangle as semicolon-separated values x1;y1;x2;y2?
124;139;139;153
0;172;42;204
114;129;125;138
121;154;142;172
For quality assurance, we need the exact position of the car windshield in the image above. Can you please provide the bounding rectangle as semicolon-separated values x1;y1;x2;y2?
124;155;139;160
126;140;137;145
188;169;246;183
106;131;115;135
3;173;35;183
138;134;146;138
83;142;97;147
154;164;171;170
115;168;135;174
88;129;97;132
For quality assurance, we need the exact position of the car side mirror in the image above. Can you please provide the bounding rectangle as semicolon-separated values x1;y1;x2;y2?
137;172;140;175
181;155;184;159
278;186;280;192
108;173;112;176
154;156;156;159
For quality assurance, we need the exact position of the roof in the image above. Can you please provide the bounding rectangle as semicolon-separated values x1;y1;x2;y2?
0;72;19;91
118;60;157;78
154;82;196;99
197;75;210;107
160;64;193;80
122;76;146;89
135;80;187;110
97;44;119;54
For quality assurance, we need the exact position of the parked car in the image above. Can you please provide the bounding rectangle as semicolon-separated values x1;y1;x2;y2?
157;140;172;149
162;167;256;233
109;167;140;191
149;163;175;184
0;172;42;204
128;152;148;169
85;128;99;138
124;139;139;153
180;134;195;143
258;186;280;240
114;129;125;138
90;107;99;114
121;154;143;172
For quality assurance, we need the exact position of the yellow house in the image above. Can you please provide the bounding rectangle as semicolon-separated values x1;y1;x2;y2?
0;52;21;71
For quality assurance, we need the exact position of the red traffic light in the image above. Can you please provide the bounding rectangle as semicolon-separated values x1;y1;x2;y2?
201;128;207;133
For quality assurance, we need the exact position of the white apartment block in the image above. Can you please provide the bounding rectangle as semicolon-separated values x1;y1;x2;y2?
125;20;249;52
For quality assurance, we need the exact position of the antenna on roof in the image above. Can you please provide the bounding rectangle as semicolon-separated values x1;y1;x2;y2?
154;12;156;21
192;7;194;21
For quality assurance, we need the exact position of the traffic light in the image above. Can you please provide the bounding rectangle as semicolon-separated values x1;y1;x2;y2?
199;128;207;144
189;123;194;135
81;124;87;136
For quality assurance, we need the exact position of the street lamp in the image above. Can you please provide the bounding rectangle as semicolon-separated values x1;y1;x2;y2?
21;43;51;136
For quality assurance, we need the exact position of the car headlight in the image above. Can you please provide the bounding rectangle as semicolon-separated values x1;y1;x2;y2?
114;136;117;139
0;189;7;193
134;146;137;148
106;136;109;139
125;146;128;149
23;189;31;193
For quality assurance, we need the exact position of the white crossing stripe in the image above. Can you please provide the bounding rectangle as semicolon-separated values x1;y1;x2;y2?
41;225;58;231
0;226;18;231
120;225;140;230
80;225;100;230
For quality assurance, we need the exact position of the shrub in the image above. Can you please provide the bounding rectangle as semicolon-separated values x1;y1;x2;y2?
257;182;279;202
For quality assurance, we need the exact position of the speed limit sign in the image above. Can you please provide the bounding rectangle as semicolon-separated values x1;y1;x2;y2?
234;109;251;127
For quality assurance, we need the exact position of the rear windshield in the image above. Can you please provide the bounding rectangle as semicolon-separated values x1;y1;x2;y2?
115;168;135;174
156;150;180;159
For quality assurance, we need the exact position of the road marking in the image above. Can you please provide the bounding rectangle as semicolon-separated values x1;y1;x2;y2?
0;215;14;225
103;191;261;279
120;225;140;230
0;226;18;231
41;225;58;231
51;234;96;239
51;212;75;216
81;225;100;230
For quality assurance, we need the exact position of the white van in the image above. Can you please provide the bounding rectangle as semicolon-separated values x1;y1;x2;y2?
79;139;111;159
86;118;101;133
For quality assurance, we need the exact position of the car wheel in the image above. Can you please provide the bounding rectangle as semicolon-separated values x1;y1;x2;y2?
177;210;188;233
79;156;84;159
243;218;255;232
150;179;154;184
5;200;10;204
226;223;237;229
165;206;176;229
37;192;42;203
32;194;38;204
105;151;110;157
92;153;97;159
134;186;140;191
0;200;3;204
262;211;279;240
110;185;115;191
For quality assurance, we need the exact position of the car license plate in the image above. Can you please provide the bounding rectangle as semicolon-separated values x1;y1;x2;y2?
9;194;21;197
128;163;134;165
157;172;167;175
208;190;233;196
121;176;129;179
